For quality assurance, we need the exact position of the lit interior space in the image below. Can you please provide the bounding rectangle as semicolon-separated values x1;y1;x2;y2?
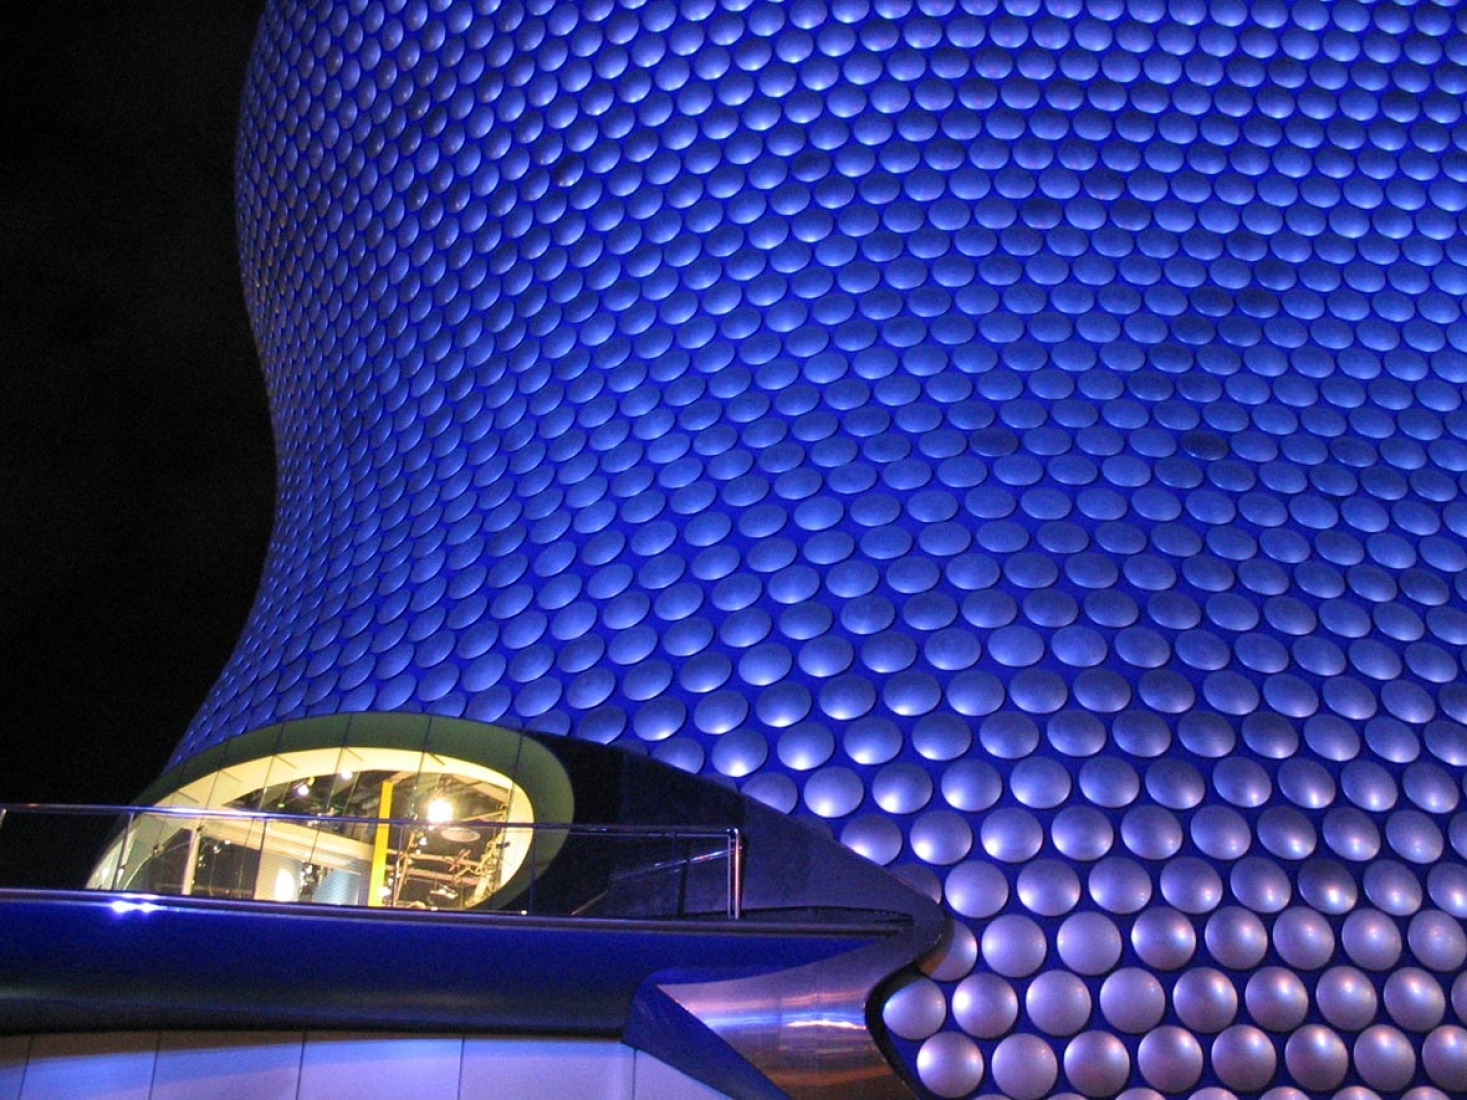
88;746;536;911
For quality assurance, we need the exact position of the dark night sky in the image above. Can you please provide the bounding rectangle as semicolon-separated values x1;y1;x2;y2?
2;6;275;805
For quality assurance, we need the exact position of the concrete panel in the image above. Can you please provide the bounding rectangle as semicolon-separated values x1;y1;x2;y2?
460;1037;634;1100
631;1050;729;1100
0;1037;29;1100
19;1033;156;1100
297;1033;461;1100
151;1032;303;1100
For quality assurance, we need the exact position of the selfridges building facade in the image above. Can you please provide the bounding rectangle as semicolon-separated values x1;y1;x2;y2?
161;0;1467;1096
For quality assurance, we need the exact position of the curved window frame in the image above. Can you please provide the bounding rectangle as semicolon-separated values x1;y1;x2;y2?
89;714;574;912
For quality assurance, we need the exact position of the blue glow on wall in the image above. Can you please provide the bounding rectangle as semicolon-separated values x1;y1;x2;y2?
182;0;1467;1095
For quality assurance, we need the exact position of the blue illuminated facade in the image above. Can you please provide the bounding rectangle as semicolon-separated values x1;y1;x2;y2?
159;0;1467;1095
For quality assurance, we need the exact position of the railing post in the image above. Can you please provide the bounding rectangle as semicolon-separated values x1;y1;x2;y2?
179;821;202;898
115;810;135;891
675;832;688;919
729;828;742;921
256;816;271;901
528;826;537;914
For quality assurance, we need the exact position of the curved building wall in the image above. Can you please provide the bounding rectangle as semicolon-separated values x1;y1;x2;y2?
183;1;1467;1096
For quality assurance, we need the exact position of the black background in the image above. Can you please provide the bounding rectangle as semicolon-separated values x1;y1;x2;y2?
3;6;275;806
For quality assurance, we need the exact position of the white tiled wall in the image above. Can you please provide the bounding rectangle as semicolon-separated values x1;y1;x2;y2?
150;1033;303;1100
0;1033;727;1100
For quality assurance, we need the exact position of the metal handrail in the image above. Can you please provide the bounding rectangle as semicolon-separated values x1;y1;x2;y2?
0;803;744;920
0;802;736;837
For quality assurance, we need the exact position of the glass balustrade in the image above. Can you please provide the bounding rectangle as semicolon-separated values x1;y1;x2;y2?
0;804;742;920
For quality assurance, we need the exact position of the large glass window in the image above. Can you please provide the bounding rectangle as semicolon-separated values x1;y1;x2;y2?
88;747;535;911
